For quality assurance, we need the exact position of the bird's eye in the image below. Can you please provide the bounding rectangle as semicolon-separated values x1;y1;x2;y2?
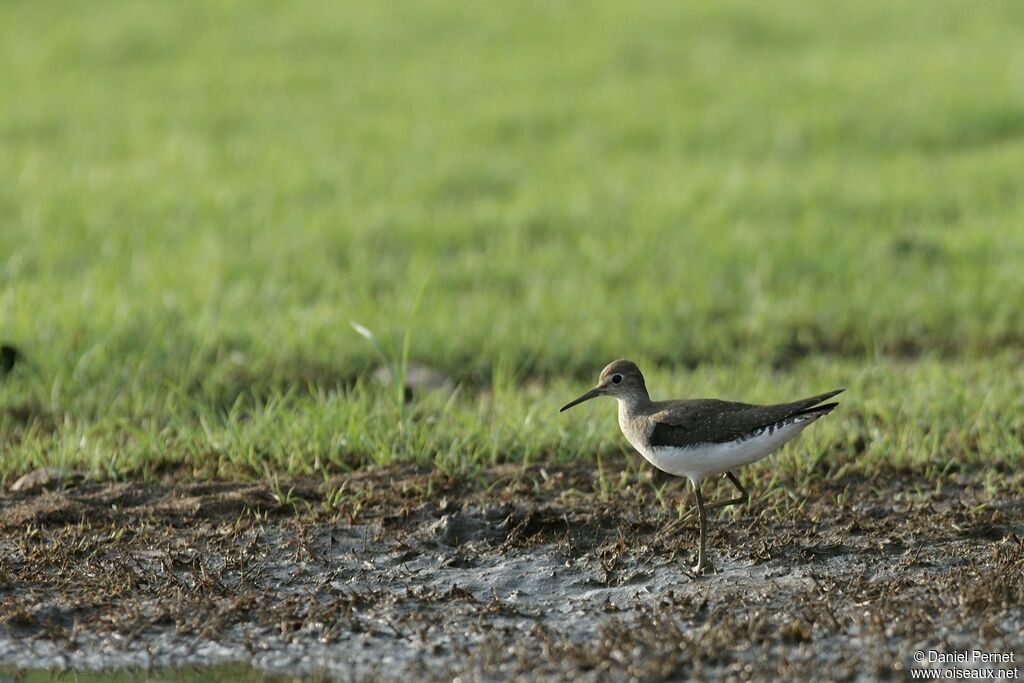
611;374;623;384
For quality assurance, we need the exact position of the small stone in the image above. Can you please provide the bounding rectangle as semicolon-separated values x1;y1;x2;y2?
372;362;453;393
10;467;84;494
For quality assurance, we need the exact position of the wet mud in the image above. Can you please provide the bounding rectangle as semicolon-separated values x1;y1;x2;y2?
1;464;1022;681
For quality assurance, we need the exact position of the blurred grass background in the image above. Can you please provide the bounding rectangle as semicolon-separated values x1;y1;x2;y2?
1;1;1023;480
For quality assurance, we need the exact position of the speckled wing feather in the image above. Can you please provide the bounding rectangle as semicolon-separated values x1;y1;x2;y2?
648;390;844;449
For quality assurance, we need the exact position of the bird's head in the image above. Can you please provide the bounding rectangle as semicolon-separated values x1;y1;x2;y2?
559;359;648;412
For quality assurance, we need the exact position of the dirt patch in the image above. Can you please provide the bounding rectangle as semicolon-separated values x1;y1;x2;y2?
1;464;1022;681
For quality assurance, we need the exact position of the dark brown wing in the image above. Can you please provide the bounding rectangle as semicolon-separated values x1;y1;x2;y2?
648;389;844;449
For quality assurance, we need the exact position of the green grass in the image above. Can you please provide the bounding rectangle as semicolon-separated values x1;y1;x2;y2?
2;0;1023;481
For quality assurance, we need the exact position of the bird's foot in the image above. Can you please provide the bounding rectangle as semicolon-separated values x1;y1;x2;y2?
691;555;715;575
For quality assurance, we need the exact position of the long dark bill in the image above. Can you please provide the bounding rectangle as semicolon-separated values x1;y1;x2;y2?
559;387;603;412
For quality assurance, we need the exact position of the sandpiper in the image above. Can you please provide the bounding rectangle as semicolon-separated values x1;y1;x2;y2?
560;359;842;575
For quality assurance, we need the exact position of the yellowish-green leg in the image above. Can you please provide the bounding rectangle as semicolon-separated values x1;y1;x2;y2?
691;482;715;575
703;471;749;511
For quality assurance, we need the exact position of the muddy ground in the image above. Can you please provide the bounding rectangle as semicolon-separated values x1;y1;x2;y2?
0;463;1021;681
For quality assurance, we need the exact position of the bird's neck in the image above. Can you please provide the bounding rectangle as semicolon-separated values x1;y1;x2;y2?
616;391;653;419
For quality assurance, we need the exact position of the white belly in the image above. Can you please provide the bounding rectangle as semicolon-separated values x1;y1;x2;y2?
628;420;811;485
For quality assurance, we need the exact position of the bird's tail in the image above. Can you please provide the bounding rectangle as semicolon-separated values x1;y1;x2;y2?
792;401;839;420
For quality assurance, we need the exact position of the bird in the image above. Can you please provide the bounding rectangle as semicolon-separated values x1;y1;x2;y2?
559;359;842;575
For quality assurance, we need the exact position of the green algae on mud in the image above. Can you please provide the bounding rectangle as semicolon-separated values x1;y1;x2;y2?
1;464;1021;681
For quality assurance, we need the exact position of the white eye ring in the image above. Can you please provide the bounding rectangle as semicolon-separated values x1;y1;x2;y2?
611;374;623;384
